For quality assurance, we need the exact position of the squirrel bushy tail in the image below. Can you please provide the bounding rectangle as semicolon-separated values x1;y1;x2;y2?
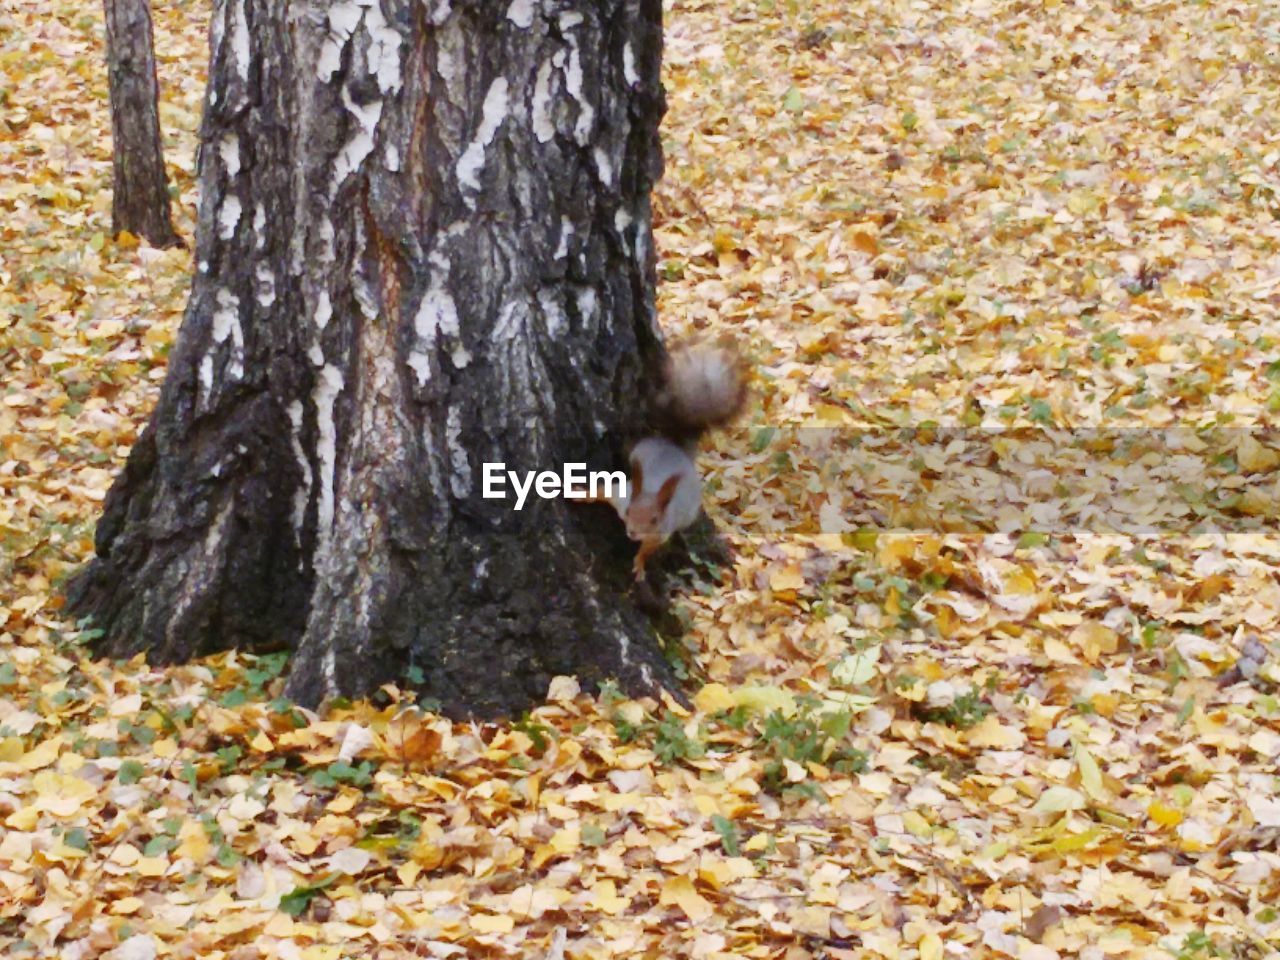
653;341;748;447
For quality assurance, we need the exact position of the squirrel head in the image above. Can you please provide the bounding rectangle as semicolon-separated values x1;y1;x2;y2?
624;473;683;541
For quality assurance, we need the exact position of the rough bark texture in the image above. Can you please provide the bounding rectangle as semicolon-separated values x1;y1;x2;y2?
104;0;182;248
69;0;677;717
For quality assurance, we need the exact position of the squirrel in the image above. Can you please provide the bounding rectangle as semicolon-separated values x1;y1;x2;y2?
596;341;748;582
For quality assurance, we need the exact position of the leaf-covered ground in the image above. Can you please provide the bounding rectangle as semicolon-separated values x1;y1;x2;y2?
3;1;1280;958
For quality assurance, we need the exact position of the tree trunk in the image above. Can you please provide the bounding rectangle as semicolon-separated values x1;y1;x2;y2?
69;0;677;716
104;0;182;248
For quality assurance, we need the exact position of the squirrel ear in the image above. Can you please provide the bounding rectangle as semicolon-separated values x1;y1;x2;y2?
656;474;682;511
631;458;644;499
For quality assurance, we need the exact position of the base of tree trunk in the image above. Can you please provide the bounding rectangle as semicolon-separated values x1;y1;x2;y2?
67;433;683;717
104;0;182;249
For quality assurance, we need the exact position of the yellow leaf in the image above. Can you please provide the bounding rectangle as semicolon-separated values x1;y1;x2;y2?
693;683;736;714
769;563;805;592
1074;740;1107;801
698;855;756;889
175;820;212;862
919;933;944;960
1147;802;1184;829
732;685;796;717
692;795;718;816
849;230;879;255
1002;567;1037;595
1237;435;1279;473
1042;636;1076;663
1068;621;1119;663
549;826;579;854
1051;827;1101;853
902;810;932;837
659;875;713;923
967;715;1026;749
265;913;295;937
19;735;63;771
327;789;359;813
33;770;95;816
832;647;880;687
589;880;630;915
137;856;167;877
1033;786;1086;814
471;913;514;934
110;844;141;866
895;677;926;702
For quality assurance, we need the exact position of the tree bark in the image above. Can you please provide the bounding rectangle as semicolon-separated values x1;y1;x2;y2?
104;0;182;248
69;0;676;716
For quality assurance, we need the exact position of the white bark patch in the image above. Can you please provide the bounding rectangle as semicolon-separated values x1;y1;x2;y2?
635;219;650;275
456;78;510;194
531;60;556;143
253;203;266;249
493;298;526;342
219;134;241;177
209;0;225;61
506;0;535;28
230;0;251;82
385;144;400;171
218;195;242;240
437;36;461;92
446;405;471;498
593;147;613;187
410;263;469;385
286;400;313;531
406;352;430;385
199;355;214;393
363;1;404;94
319;0;401;186
554;216;574;259
614;206;633;236
313;364;346;545
575;286;597;326
623;42;638;87
539;289;566;338
316;291;333;331
333;85;383;193
255;264;276;308
320;217;336;262
427;0;451;26
318;0;363;81
211;289;245;380
564;42;594;145
616;633;655;691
